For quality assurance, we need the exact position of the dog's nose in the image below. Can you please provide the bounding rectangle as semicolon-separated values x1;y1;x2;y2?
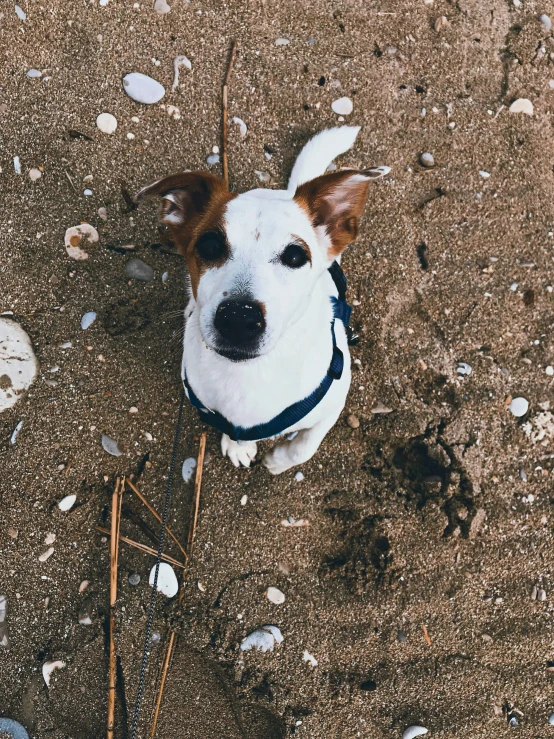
214;300;266;346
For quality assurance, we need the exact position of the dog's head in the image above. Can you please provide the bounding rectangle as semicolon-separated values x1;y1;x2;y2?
137;166;387;361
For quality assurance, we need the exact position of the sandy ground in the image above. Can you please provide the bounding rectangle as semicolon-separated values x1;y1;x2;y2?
2;0;554;737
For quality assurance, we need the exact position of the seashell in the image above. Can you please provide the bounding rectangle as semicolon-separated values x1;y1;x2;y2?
64;224;99;260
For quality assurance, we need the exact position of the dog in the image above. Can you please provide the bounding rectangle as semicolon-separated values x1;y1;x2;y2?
137;126;389;474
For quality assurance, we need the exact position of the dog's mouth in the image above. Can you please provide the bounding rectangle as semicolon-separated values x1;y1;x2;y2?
212;344;261;362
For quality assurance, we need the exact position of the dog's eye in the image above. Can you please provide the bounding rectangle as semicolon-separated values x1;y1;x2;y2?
281;243;309;269
196;233;226;261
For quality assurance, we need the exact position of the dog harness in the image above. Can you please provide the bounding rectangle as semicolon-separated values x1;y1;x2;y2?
183;260;358;443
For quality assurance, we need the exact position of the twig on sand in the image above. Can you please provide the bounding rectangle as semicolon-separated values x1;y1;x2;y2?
107;477;123;739
222;40;237;186
97;527;187;570
421;624;432;646
149;431;208;739
124;477;189;562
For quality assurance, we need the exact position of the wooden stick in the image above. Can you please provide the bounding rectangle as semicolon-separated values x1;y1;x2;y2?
421;624;432;646
222;40;237;186
149;432;208;738
97;527;186;570
124;478;189;562
107;477;123;739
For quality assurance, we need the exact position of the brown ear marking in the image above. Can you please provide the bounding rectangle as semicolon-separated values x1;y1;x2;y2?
136;171;236;296
294;167;389;257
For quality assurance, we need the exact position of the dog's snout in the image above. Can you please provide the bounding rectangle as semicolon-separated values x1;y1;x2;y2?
214;300;266;346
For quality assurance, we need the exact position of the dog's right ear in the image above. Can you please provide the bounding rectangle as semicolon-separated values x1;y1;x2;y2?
136;172;231;250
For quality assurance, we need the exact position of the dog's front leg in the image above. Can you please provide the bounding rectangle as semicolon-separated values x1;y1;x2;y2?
263;409;342;475
221;434;258;468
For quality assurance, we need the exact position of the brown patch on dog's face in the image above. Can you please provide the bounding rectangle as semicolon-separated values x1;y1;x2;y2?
294;168;385;258
136;172;236;296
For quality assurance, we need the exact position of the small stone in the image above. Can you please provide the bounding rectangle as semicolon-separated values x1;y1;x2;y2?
519;468;527;481
149;562;179;598
78;598;93;625
457;362;472;376
240;625;284;653
39;547;54;562
44;533;56;545
275;38;290;45
58;494;76;511
531;585;538;600
83;188;93;196
303;650;318;667
7;528;18;539
27;69;42;78
546;366;554;376
419;152;435;168
254;170;271;183
479;170;490;179
509;98;534;116
28;168;42;181
397;629;407;642
123;72;165;105
13;156;21;175
0;595;6;623
294;471;304;482
129;572;141;586
154;0;171;13
42;660;66;687
10;420;22;445
539;14;552;31
371;402;394;414
96;112;118;134
331;97;353;115
469;508;486;538
548;712;554;725
538;588;547;601
102;434;123;457
0;319;39;412
81;312;97;330
98;207;108;221
240;495;248;505
267;587;285;605
125;257;154;281
403;727;428;739
79;580;90;592
64;223;99;260
182;457;197;483
15;5;26;21
347;414;360;429
510;397;529;417
129;406;138;414
162;271;169;283
206;154;220;165
508;716;519;727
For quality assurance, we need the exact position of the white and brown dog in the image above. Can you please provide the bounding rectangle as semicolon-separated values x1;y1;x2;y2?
137;127;389;474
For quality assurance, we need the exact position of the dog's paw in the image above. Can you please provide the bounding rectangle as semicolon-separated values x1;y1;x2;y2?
262;446;295;475
221;434;258;468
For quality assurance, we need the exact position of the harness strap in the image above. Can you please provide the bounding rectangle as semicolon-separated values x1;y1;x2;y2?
183;261;355;442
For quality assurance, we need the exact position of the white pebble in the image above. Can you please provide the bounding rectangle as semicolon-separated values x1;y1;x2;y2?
0;319;38;413
539;14;552;31
275;38;290;45
267;587;285;605
162;271;169;283
127;132;135;140
64;223;99;261
98;207;108;221
42;660;66;687
419;152;434;168
83;188;93;196
44;533;56;545
303;650;318;667
456;362;472;376
15;5;26;21
206;154;220;165
331;96;353;116
10;420;23;445
123;72;165;104
294;471;304;482
240;494;248;506
13;156;21;175
79;580;90;593
81;312;97;330
548;712;554;725
27;69;42;78
0;595;7;623
154;0;171;13
58;494;76;512
102;434;123;457
28;168;42;181
240;625;284;653
403;728;428;739
96;112;118;134
509;98;534;115
182;457;197;482
479;170;490;179
546;366;554;376
232;117;248;137
510;397;529;417
172;55;192;91
39;547;55;562
149;562;179;598
212;145;219;153
254;170;271;183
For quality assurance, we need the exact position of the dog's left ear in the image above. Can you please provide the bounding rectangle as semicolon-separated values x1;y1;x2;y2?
294;167;390;257
136;171;231;251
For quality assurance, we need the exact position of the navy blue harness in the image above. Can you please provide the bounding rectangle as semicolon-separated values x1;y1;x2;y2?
183;260;358;442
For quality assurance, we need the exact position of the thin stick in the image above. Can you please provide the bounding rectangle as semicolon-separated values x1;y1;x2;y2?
97;527;187;570
124;478;189;562
222;40;237;186
107;478;123;739
149;431;208;738
421;624;432;646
